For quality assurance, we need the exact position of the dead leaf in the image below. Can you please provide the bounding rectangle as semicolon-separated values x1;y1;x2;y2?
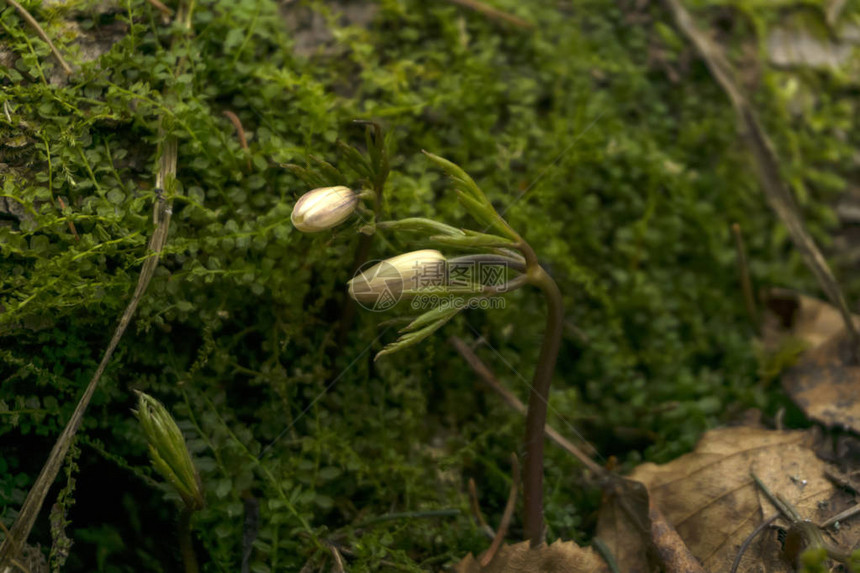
455;540;609;573
596;476;705;573
782;328;860;434
597;427;859;572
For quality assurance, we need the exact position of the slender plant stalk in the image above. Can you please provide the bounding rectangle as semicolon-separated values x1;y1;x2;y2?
731;223;759;334
178;507;199;573
5;0;73;75
521;263;564;546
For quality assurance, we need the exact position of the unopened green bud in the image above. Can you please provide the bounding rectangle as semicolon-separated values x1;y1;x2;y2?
134;392;204;511
290;186;358;232
348;249;446;306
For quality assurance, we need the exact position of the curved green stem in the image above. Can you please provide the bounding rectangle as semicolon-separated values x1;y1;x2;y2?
179;507;199;573
522;262;564;546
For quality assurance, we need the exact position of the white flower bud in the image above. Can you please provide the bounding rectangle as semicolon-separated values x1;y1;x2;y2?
348;249;446;308
291;186;358;233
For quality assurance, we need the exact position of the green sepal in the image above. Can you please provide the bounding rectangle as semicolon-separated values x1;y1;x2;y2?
401;304;462;333
377;218;465;237
375;306;462;360
429;230;515;249
454;190;514;239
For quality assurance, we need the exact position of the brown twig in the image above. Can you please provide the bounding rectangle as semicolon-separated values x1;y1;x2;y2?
824;468;860;493
731;223;758;334
450;336;605;476
328;544;346;573
730;512;779;573
480;454;520;567
819;501;860;529
222;110;252;171
468;478;495;539
5;0;72;76
56;197;80;241
442;0;534;29
663;0;860;360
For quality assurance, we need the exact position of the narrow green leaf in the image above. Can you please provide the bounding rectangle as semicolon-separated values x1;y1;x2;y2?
308;155;347;186
375;310;460;360
282;164;326;189
336;140;372;178
422;151;486;203
401;304;462;333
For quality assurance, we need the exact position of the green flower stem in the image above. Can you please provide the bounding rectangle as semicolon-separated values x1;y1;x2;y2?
178;507;199;573
519;243;564;547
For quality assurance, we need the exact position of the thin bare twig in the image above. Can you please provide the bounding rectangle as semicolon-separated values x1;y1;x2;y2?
819;501;860;529
328;544;346;573
450;336;606;476
663;0;860;359
468;478;496;539
731;223;758;333
824;468;860;493
730;512;779;573
5;0;72;75
442;0;534;29
480;454;520;567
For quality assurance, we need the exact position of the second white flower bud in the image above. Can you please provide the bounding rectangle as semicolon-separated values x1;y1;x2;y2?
348;249;447;306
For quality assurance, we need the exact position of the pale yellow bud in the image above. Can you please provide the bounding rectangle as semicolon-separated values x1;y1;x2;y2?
290;186;358;232
348;250;446;310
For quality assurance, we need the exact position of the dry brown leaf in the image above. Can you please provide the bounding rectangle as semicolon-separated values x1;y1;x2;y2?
597;427;859;572
782;328;860;434
455;540;609;573
596;476;705;573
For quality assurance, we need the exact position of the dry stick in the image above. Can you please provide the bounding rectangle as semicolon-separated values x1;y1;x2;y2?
0;138;178;566
819;501;860;529
222;110;252;171
663;0;860;360
729;512;779;573
442;0;534;29
480;454;520;567
328;544;346;573
5;0;72;76
468;478;496;539
731;223;759;334
450;336;606;476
